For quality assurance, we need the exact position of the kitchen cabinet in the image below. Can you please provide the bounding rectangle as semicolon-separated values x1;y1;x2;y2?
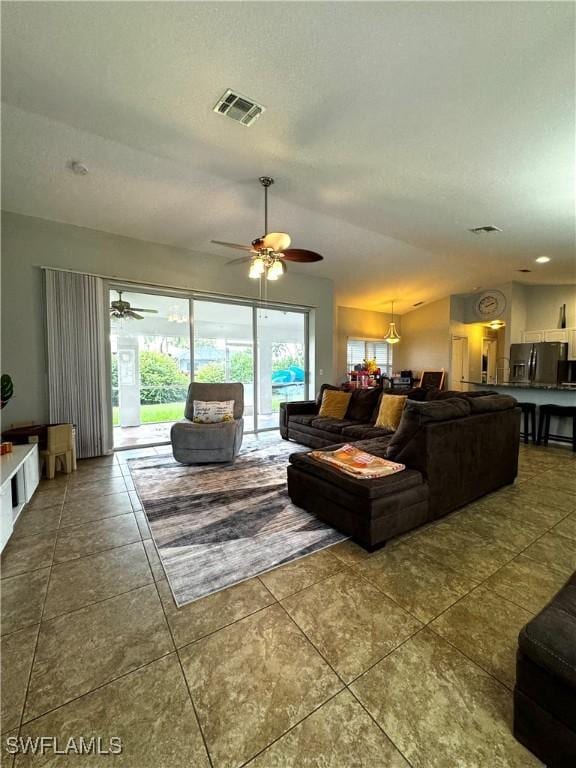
522;328;576;359
522;330;543;343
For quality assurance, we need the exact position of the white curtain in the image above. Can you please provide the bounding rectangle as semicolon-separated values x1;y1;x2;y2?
45;269;112;458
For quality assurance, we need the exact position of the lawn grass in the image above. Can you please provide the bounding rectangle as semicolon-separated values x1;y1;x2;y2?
112;402;186;426
112;393;296;426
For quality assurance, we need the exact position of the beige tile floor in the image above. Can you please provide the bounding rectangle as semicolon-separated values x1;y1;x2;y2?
1;440;574;767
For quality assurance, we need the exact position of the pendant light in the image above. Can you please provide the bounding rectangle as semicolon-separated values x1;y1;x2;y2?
385;301;401;344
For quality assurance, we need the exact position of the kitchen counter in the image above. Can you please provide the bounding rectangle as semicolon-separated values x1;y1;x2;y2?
464;382;575;444
463;381;576;392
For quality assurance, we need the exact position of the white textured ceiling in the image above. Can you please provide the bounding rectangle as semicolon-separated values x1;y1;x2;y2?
1;1;575;312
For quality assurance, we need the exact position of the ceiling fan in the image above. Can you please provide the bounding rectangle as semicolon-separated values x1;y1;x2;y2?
211;176;324;280
110;291;158;320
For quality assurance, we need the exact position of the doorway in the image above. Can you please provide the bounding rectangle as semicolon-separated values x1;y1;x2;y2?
482;337;497;384
450;336;469;391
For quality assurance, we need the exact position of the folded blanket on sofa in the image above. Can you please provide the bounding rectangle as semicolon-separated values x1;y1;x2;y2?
309;443;405;479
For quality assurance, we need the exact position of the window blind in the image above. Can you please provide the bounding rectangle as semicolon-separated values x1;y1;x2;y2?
347;339;393;375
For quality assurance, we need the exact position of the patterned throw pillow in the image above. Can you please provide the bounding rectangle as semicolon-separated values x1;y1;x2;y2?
318;390;352;419
375;394;407;431
193;400;235;424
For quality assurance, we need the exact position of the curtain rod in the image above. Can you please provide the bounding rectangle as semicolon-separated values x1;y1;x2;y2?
39;265;317;311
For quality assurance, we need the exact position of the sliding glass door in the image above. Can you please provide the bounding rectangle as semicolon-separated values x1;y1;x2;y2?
193;301;255;432
111;290;191;448
110;287;309;447
256;308;307;430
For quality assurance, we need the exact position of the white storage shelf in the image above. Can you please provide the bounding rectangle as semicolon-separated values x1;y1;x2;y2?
0;444;40;552
521;328;576;359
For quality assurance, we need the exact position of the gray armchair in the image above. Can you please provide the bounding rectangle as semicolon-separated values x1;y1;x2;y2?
171;382;244;464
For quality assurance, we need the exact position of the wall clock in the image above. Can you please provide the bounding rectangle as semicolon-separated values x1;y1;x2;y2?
473;290;507;320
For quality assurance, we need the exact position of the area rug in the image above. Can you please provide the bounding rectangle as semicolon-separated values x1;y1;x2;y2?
128;437;348;607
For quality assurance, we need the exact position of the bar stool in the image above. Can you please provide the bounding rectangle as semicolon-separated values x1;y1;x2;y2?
517;402;536;444
537;404;576;452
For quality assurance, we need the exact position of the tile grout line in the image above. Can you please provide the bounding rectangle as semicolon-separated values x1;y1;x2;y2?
236;689;345;768
1;511;142;582
18;649;175;730
122;441;216;764
272;589;422;766
39;569;155;625
152;580;215;768
16;467;164;729
6;445;573;762
347;687;417;768
16;477;68;737
15;467;128;730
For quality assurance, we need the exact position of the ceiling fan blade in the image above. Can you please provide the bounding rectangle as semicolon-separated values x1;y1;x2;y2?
281;249;324;263
131;308;158;313
126;310;144;320
262;232;291;252
211;240;253;252
226;256;252;266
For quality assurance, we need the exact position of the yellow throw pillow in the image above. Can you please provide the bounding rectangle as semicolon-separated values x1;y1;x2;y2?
375;394;407;431
318;390;352;419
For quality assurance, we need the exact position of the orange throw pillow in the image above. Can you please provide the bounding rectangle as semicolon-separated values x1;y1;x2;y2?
318;390;352;419
375;394;407;431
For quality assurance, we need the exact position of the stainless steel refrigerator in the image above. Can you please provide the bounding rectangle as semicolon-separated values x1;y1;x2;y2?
509;342;568;385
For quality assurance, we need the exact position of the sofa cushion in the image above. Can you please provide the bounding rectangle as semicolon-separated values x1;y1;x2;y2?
290;414;317;427
318;390;352;419
341;424;394;440
426;388;497;401
315;383;341;407
345;387;382;422
311;417;362;435
375;394;407;431
468;394;517;413
404;387;429;402
518;573;576;690
386;397;471;459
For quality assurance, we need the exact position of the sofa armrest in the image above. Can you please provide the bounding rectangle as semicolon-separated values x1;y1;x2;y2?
279;400;319;439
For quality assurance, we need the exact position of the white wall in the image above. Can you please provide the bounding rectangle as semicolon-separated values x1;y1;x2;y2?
335;306;395;382
1;211;334;426
393;297;451;376
523;284;576;330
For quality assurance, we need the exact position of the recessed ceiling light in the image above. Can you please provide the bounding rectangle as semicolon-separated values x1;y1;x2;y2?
468;225;503;234
67;160;88;175
535;256;551;264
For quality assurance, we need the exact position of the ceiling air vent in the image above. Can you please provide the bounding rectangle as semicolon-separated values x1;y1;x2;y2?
213;89;265;127
468;225;503;234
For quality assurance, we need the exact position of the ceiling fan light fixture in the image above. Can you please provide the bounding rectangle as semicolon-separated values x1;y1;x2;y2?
262;232;291;252
266;259;284;281
249;256;265;279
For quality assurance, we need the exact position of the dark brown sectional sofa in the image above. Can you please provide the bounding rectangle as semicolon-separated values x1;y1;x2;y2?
514;571;576;767
281;386;520;549
279;384;390;448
